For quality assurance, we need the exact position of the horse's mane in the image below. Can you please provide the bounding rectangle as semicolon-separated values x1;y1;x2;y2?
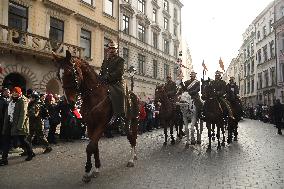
73;57;99;77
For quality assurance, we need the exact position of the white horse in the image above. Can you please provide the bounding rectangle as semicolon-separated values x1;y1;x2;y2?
177;92;203;147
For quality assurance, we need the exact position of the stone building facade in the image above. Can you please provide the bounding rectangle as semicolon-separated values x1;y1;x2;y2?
274;0;284;103
118;0;183;100
0;0;119;95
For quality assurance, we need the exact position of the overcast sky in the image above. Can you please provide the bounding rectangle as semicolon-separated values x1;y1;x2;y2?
181;0;274;78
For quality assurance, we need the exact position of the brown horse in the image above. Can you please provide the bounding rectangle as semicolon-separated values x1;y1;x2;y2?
155;85;176;145
53;51;139;183
201;78;226;150
227;98;243;143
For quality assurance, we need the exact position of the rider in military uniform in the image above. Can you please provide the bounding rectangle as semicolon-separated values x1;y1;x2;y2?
211;70;235;119
27;92;52;154
164;75;177;102
181;71;203;116
226;76;239;101
99;40;125;125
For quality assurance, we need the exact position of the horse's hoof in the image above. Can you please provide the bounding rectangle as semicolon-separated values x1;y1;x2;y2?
212;137;215;141
91;171;99;178
190;141;196;145
134;155;138;160
227;139;232;144
197;141;201;145
171;139;175;145
163;142;167;146
217;146;221;150
206;147;211;152
185;143;189;148
221;142;225;147
82;175;91;183
234;137;238;141
126;161;134;167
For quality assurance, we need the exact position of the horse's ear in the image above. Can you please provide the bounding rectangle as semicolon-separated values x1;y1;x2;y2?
208;77;211;82
201;78;204;82
66;50;72;62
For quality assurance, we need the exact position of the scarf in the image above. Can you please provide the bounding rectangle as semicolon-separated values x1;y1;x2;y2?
8;101;16;123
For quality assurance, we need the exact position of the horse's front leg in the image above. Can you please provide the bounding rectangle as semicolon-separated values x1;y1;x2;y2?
206;122;211;151
127;119;138;167
83;141;99;183
184;118;190;147
190;113;197;145
197;119;204;144
163;124;168;146
170;121;175;145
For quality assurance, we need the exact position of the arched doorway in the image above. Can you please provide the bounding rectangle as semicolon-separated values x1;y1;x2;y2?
46;78;60;95
2;73;26;93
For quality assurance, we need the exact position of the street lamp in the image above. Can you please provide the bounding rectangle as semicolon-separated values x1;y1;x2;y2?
128;66;136;91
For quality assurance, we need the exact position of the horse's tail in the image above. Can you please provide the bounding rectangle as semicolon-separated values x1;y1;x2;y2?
129;92;139;118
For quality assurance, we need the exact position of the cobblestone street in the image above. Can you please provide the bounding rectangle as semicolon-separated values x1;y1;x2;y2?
0;119;284;189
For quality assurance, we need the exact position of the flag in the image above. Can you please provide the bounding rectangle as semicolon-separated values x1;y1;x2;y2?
219;57;224;71
202;60;208;71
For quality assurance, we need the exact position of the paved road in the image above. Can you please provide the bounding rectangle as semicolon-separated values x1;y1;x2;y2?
0;119;284;189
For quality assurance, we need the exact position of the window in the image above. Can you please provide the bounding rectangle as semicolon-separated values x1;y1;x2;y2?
122;15;129;34
104;37;111;59
153;60;158;78
281;6;284;17
174;8;177;20
269;19;273;33
80;29;91;58
104;0;113;16
138;24;145;42
174;25;177;36
164;17;168;30
257;31;261;41
164;64;169;79
153;32;158;48
164;39;169;54
174;46;178;58
123;48;129;68
257;49;262;63
50;17;64;43
263;26;267;38
251;60;254;73
258;73;262;89
8;2;28;31
247;46;250;57
247;63;250;75
282;63;284;82
164;0;169;12
251;79;254;92
174;66;177;80
251;42;254;55
247;80;250;94
263;45;268;62
153;9;157;23
82;0;94;5
282;33;284;50
264;70;269;87
138;54;145;74
138;0;145;14
270;40;274;58
271;67;275;86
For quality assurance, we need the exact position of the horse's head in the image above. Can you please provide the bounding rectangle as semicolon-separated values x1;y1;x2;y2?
53;50;83;105
201;78;213;100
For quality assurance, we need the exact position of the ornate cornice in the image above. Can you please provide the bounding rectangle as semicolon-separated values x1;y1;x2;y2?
10;0;32;7
162;9;171;19
136;13;151;27
100;25;119;36
151;24;161;33
162;30;172;39
173;0;184;8
172;38;180;46
151;0;160;9
74;13;100;27
43;0;75;15
120;3;135;16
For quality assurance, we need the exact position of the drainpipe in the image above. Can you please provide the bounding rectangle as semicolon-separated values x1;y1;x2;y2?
273;0;278;102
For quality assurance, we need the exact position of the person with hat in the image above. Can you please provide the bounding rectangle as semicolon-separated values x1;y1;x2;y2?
180;71;203;116
99;40;126;125
226;76;239;101
0;87;34;166
0;88;11;153
27;92;52;154
164;75;178;101
211;71;235;119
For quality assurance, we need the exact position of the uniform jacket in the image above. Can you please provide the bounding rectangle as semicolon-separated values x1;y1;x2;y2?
164;80;177;99
182;79;200;99
2;96;29;136
226;82;239;100
211;79;227;97
27;100;43;132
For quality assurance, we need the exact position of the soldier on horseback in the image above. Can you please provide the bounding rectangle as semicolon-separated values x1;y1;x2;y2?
99;40;126;125
211;70;235;119
226;77;239;101
180;71;203;116
164;75;177;102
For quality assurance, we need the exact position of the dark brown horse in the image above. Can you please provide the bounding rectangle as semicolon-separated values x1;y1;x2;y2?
155;85;176;145
53;51;139;183
227;98;243;143
201;78;226;150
